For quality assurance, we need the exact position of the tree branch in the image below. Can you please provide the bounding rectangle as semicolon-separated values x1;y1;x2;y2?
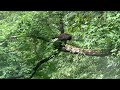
28;51;60;79
62;44;113;57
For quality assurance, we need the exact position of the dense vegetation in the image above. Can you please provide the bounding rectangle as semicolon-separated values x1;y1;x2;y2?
0;11;120;79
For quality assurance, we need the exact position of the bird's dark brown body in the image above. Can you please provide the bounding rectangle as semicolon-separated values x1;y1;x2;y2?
57;33;72;41
53;33;72;50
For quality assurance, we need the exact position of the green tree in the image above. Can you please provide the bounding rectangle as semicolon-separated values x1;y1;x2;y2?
0;11;120;79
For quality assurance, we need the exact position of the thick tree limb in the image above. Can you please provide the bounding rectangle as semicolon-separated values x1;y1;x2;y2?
28;51;60;79
62;44;113;57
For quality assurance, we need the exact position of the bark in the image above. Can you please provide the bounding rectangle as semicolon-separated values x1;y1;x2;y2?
62;44;113;57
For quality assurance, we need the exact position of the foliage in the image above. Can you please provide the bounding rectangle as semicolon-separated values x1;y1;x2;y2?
0;11;120;79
